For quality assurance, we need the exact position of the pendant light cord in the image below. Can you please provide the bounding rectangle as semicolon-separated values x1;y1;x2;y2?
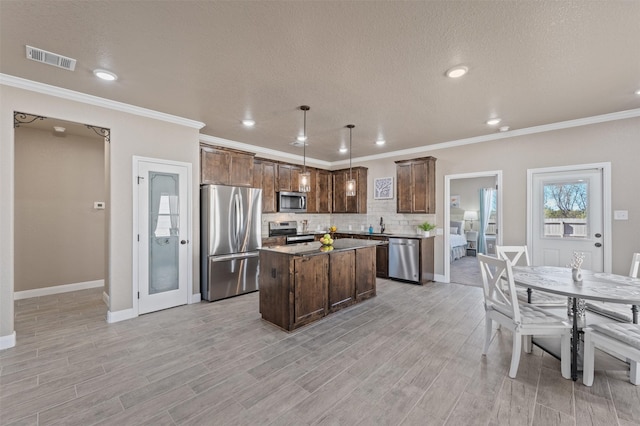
347;124;355;180
300;105;309;173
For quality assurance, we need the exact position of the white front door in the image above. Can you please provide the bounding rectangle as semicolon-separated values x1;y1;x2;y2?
529;166;606;272
136;159;190;314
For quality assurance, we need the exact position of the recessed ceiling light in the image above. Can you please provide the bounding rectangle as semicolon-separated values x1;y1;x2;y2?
297;135;307;142
445;65;468;78
499;126;510;132
375;139;386;146
53;126;66;133
339;147;348;154
93;69;117;81
635;89;640;95
241;119;255;127
486;118;502;126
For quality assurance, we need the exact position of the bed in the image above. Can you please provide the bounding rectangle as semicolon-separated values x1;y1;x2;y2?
450;220;467;262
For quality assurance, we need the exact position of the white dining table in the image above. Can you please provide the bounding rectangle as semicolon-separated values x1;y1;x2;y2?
512;265;640;381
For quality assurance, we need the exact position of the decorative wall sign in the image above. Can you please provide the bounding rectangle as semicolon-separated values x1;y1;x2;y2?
450;194;461;208
374;177;394;199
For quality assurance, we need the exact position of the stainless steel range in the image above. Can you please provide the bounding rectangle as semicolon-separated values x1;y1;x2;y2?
268;221;315;244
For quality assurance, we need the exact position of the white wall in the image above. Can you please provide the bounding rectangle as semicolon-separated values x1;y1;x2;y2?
1;83;202;343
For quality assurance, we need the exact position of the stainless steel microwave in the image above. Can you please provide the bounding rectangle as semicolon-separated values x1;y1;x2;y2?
278;191;307;213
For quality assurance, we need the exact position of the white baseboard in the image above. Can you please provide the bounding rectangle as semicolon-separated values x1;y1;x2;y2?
14;280;104;300
434;274;447;283
106;308;136;323
102;291;110;307
190;293;201;304
0;331;16;350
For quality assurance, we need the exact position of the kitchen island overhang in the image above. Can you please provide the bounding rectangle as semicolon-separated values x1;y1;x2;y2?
259;239;382;331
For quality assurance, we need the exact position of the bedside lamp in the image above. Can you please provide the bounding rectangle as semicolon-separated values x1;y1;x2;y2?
464;210;478;230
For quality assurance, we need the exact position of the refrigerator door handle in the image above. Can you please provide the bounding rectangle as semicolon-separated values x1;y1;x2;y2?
234;193;241;247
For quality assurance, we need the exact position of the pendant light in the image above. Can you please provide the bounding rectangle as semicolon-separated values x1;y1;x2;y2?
298;105;311;193
346;124;356;197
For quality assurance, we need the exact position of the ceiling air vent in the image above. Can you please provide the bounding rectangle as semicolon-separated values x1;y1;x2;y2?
25;45;76;71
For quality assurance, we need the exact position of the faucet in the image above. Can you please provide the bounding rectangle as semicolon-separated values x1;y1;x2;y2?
379;217;385;234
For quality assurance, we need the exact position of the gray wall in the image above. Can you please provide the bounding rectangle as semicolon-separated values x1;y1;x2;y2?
14;126;105;292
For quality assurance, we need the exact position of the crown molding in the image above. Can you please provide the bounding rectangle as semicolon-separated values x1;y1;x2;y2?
0;74;205;129
199;134;332;168
332;107;640;166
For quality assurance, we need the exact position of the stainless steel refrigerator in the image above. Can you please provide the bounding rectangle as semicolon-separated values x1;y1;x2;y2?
200;184;262;301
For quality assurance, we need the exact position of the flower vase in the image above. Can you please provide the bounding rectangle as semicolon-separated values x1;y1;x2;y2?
572;267;582;282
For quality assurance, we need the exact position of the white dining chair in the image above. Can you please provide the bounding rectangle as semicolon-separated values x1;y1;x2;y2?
583;323;640;386
496;245;567;307
585;252;640;323
478;254;571;379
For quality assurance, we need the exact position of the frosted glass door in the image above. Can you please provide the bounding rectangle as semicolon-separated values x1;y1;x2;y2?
137;159;190;315
149;172;180;294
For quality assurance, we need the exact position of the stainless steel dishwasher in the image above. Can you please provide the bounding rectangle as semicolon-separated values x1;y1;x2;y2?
388;237;420;283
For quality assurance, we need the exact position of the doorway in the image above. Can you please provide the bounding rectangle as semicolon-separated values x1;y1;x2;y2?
444;170;503;284
133;156;192;315
527;163;611;272
13;114;109;301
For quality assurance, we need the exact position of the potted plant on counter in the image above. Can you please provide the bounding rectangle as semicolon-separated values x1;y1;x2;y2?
417;221;436;237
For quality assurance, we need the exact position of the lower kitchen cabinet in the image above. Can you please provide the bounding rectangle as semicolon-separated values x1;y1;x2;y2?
328;250;356;312
293;256;329;327
374;242;388;279
356;246;377;300
259;242;377;331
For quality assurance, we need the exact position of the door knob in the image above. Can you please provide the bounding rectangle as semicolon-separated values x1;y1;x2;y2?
595;242;602;247
181;240;188;245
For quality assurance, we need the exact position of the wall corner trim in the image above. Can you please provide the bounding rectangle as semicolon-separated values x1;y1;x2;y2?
434;274;447;283
1;73;206;130
0;331;17;350
190;293;201;304
106;308;137;323
14;280;104;300
102;291;110;307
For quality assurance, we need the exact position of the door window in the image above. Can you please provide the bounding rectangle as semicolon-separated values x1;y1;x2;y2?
542;180;588;239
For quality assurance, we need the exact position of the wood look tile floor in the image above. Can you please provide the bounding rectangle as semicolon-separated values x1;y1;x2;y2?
1;280;638;425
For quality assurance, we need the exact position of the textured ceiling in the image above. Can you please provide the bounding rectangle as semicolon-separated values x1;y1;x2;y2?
1;1;639;163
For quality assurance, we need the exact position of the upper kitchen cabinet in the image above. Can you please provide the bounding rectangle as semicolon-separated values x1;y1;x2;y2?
253;159;277;213
200;145;255;187
277;164;301;192
332;167;367;213
395;156;437;214
306;168;332;214
316;169;333;214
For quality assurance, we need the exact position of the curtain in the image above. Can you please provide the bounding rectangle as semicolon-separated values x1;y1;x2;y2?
478;187;495;254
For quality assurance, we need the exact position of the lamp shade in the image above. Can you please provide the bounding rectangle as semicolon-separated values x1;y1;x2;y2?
463;211;478;221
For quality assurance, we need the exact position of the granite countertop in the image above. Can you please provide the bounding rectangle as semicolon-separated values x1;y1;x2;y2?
259;238;381;256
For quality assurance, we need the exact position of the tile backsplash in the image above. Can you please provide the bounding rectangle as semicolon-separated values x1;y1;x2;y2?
262;198;436;236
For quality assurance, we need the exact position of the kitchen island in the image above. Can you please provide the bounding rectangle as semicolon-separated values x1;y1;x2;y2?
259;239;380;331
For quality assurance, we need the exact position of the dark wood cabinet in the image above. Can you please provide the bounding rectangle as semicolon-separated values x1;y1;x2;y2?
200;145;255;187
259;244;376;331
259;251;328;331
253;159;277;213
333;232;388;279
306;168;332;214
293;256;329;326
370;237;389;279
328;250;356;312
262;236;286;247
316;169;332;213
395;156;436;214
356;246;377;300
332;167;367;213
277;164;301;192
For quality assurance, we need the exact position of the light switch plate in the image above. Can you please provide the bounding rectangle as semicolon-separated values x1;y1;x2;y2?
94;201;105;210
614;210;628;220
